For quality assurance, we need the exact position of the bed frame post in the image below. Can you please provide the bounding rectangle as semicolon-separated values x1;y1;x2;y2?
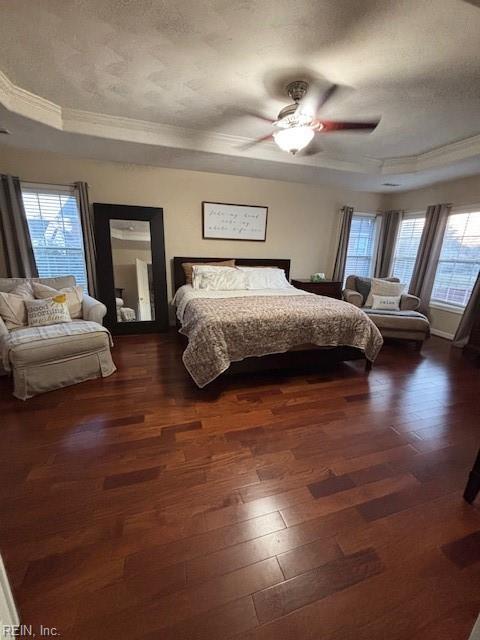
365;359;372;373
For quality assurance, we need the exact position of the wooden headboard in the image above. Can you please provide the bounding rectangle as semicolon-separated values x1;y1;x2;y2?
173;257;291;291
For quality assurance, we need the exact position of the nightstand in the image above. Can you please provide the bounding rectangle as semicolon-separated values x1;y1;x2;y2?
291;279;342;300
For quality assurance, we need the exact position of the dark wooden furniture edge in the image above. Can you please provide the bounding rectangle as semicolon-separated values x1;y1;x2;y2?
94;203;169;334
172;256;290;292
291;279;343;300
463;449;480;504
291;278;341;283
226;347;371;377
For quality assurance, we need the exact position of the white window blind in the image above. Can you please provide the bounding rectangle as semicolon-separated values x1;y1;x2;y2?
345;214;378;279
391;214;425;287
21;184;88;292
432;210;480;308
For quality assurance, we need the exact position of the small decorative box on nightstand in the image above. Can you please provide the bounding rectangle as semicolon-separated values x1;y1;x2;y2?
291;279;342;300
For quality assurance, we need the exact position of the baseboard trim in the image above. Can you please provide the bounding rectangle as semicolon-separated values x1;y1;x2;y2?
431;328;454;341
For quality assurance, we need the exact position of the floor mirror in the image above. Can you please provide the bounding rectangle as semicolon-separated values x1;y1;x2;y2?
94;203;168;334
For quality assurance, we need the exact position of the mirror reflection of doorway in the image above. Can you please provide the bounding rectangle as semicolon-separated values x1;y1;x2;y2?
135;258;152;321
94;203;168;334
109;219;155;323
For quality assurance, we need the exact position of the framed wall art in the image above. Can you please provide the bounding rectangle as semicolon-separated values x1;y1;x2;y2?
202;201;268;241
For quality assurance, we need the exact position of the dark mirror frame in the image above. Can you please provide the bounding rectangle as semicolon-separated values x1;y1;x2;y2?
94;203;169;334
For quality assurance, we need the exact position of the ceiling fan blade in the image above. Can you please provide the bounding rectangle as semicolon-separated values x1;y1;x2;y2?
316;119;380;133
296;82;339;119
238;133;274;150
240;110;276;124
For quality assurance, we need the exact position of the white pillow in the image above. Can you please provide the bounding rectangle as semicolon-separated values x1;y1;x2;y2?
237;267;291;290
191;265;237;287
371;294;401;311
32;282;84;319
0;282;34;329
365;278;405;307
192;265;247;290
26;294;71;327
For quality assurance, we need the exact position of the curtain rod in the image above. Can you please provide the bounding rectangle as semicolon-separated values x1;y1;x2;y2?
21;180;81;189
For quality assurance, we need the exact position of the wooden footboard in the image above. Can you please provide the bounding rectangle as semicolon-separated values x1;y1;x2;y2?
223;346;371;377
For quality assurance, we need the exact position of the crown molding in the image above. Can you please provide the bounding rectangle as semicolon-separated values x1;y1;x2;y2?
2;69;480;178
63;107;253;150
381;133;480;174
0;70;62;129
62;107;381;173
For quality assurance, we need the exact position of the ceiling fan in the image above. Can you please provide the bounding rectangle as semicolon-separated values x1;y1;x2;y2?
242;80;380;155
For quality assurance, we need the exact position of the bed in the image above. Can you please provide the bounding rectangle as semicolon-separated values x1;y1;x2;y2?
173;257;383;387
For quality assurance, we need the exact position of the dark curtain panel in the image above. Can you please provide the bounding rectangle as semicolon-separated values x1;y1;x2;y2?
0;174;38;278
409;203;451;316
375;210;402;278
332;206;354;282
75;182;98;297
453;271;480;347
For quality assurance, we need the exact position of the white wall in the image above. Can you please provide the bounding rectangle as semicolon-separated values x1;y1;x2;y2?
0;145;382;305
385;173;480;338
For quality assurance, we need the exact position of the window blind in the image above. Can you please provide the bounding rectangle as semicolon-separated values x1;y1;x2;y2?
432;210;480;307
21;185;88;292
391;214;425;287
345;214;378;279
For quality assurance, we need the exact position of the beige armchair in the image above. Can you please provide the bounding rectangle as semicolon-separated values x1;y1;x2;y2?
343;275;430;349
0;276;116;399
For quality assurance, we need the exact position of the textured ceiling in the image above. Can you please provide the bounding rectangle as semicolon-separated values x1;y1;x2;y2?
1;0;480;159
1;0;480;191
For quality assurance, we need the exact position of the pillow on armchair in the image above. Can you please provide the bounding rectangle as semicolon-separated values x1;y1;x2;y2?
0;282;34;329
365;278;405;307
355;277;372;304
26;294;72;327
371;294;402;311
32;282;84;319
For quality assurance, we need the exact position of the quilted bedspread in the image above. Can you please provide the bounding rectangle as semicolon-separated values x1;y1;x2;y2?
179;294;383;387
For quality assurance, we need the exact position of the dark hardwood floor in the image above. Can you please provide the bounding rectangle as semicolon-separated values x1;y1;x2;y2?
0;334;479;639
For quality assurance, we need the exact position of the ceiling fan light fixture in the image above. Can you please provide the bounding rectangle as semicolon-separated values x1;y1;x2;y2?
273;126;314;154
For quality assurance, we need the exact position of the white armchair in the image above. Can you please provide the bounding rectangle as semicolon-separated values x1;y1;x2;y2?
82;293;107;324
0;276;115;399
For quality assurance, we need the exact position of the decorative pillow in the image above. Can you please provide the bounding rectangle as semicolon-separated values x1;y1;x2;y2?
182;260;235;285
0;282;34;329
365;278;405;307
237;267;291;290
26;294;71;327
371;294;401;311
192;265;247;290
355;276;372;303
32;282;84;319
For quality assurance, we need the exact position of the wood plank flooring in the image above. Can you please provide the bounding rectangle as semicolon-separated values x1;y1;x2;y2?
0;333;479;639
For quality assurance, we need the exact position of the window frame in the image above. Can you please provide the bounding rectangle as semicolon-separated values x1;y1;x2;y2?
430;205;480;312
21;181;89;293
390;210;425;288
344;211;381;281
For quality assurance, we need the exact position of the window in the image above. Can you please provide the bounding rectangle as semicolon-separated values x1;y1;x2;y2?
391;214;425;287
22;184;88;292
345;213;379;279
432;210;480;308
